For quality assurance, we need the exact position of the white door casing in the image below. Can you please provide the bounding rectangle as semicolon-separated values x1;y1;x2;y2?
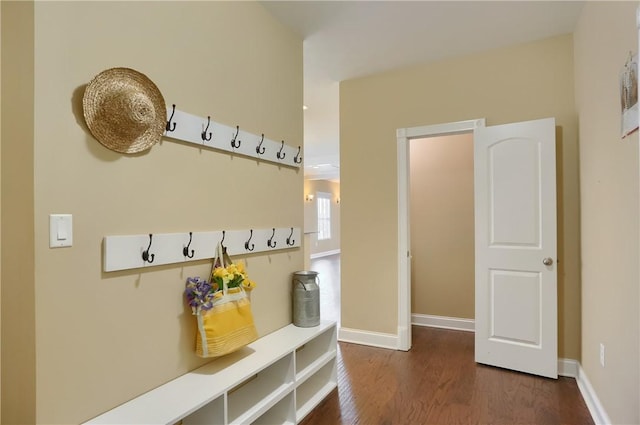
396;119;485;351
474;118;558;378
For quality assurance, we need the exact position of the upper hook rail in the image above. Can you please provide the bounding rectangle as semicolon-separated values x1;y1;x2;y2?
256;134;266;155
267;228;277;248
183;232;195;258
277;141;286;160
142;234;155;263
160;106;303;168
231;126;242;149
201;116;212;142
166;104;177;132
245;229;255;252
286;227;295;246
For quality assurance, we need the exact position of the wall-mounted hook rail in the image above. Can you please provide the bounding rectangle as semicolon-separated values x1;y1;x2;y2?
201;116;212;142
166;104;177;132
267;228;277;248
142;234;155;263
256;134;266;155
231;126;242;149
294;146;302;164
162;106;301;168
104;227;301;272
286;227;295;246
245;229;255;252
183;232;195;258
276;141;286;160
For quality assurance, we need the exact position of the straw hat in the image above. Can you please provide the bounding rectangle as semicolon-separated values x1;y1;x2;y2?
83;67;166;154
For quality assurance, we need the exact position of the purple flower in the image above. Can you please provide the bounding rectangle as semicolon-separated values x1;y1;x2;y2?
185;276;218;313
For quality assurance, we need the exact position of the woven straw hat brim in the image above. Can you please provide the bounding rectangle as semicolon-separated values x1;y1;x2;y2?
83;68;166;154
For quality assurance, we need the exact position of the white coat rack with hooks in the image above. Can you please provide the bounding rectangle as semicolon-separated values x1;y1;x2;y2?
103;227;301;272
163;104;303;168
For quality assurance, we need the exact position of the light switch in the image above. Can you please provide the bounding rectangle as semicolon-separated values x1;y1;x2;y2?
50;214;73;248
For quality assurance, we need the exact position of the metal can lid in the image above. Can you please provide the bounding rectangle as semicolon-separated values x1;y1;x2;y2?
293;270;318;277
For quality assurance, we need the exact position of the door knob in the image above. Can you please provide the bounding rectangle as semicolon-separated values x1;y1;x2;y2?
543;257;553;266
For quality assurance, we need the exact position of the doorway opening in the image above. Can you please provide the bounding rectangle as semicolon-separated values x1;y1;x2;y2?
305;179;341;325
396;119;485;350
409;133;475;332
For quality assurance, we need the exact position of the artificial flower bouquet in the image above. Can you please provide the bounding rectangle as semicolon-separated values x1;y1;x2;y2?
185;243;258;357
185;259;256;314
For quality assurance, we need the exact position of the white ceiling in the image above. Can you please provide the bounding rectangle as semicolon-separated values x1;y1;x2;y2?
261;1;585;181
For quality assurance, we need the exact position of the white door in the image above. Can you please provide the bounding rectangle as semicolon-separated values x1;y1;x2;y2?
474;118;557;379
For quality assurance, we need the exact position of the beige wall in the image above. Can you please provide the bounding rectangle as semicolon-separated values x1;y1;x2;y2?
2;2;302;423
0;2;3;420
1;2;36;424
574;2;639;423
341;34;581;359
0;1;4;422
410;134;474;319
304;179;341;255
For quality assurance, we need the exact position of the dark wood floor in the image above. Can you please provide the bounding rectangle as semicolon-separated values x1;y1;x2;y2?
301;326;594;425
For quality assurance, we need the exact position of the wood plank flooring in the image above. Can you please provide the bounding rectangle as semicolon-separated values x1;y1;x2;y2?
301;326;594;425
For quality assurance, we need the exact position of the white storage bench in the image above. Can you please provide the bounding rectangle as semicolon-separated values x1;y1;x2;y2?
84;321;338;425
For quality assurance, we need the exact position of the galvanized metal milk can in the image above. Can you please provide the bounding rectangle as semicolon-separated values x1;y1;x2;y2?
292;271;320;327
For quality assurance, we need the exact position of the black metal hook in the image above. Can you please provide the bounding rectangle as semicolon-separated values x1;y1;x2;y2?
231;126;242;149
267;228;277;248
201;116;212;142
277;141;286;160
142;234;155;263
294;146;302;164
286;227;295;246
166;104;177;132
220;230;226;248
183;232;195;258
256;134;266;155
245;229;255;252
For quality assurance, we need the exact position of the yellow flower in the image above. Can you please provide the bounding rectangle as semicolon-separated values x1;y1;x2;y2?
213;267;227;279
213;291;223;299
236;262;246;274
242;278;256;290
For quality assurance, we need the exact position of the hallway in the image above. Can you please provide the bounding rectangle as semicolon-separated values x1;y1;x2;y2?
310;253;340;324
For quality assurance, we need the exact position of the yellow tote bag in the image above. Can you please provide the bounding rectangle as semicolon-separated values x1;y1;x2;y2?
196;287;258;357
191;243;258;358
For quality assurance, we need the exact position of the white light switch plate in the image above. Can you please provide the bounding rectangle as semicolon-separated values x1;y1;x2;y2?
50;214;73;248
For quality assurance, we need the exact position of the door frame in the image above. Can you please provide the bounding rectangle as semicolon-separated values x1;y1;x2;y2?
396;118;485;350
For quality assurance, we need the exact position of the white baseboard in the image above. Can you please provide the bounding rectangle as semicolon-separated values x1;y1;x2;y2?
412;313;475;332
310;249;341;259
558;358;579;378
338;327;398;350
576;365;612;425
